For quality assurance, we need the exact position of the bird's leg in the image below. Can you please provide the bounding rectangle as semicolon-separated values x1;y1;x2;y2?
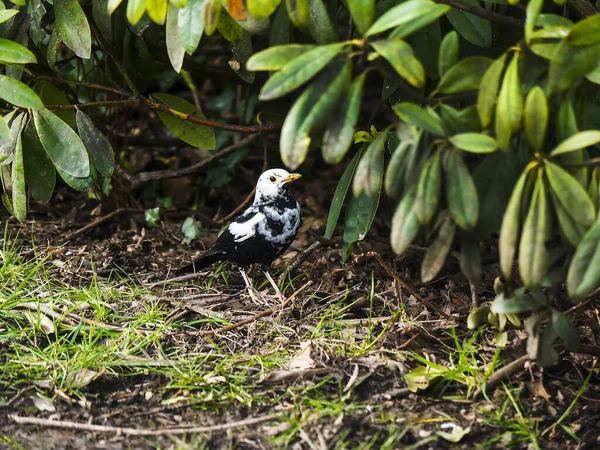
263;269;287;304
239;268;263;305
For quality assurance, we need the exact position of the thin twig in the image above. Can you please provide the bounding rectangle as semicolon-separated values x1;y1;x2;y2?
473;354;531;398
43;100;139;110
32;76;132;97
217;187;256;224
65;207;144;241
10;414;276;436
435;0;525;28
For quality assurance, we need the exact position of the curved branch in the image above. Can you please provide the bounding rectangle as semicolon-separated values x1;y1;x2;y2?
435;0;525;28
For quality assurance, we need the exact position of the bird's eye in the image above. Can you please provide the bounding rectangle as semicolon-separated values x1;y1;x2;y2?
269;176;277;182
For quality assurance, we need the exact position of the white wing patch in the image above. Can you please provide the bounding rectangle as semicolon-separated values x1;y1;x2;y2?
228;212;265;243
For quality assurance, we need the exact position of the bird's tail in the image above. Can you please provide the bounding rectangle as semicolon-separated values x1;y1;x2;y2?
175;250;225;275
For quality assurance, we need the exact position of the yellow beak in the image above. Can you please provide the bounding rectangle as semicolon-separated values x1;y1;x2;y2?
283;173;302;183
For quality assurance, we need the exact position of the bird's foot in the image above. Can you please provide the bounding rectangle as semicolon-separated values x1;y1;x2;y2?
263;270;287;307
239;268;268;306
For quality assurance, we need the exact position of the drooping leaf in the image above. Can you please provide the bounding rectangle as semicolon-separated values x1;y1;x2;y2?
11;123;25;223
325;148;363;239
270;1;290;46
393;103;445;136
286;0;308;28
477;54;507;128
438;31;458;78
446;150;479;230
524;86;548;152
548;41;600;95
519;175;551;288
491;289;547;314
459;237;481;284
567;218;600;301
446;0;492;48
22;122;55;203
385;125;420;198
0;116;9;147
550;190;585;247
166;3;185;72
346;0;374;35
551;310;580;351
34;80;77;130
259;43;345;100
280;59;350;170
0;9;18;25
76;110;115;178
0;75;44;109
307;0;337;44
150;93;216;149
217;9;244;42
371;39;425;88
415;150;442;224
499;171;527;278
0;38;37;64
146;0;168;24
0;112;24;165
247;44;315;71
322;73;365;164
56;163;97;192
421;215;456;283
551;131;600;156
353;129;387;197
545;161;595;227
449;133;497;154
33;109;90;178
525;0;543;42
178;0;205;54
247;0;281;19
55;0;91;58
437;57;491;94
342;189;381;262
366;0;449;37
567;12;600;46
495;53;523;150
391;187;420;255
202;0;221;35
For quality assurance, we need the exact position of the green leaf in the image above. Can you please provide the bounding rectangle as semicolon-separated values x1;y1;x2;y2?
525;0;543;43
178;0;205;55
366;0;449;37
567;218;600;300
280;59;350;170
421;215;456;282
307;0;337;44
346;0;374;35
22;121;55;203
0;111;24;164
231;31;255;83
495;53;523;150
0;9;18;25
556;96;577;143
523;87;548;152
550;190;585;247
491;289;547;314
325;148;363;239
108;0;125;14
166;3;185;72
545;162;595;227
437;56;491;94
0;116;9;147
567;12;600;46
446;150;479;230
477;54;506;129
34;109;90;178
459;237;481;284
76;110;115;178
202;0;221;35
415;151;442;224
385;125;420;198
259;43;345;100
11;123;25;223
391;187;420;255
353;129;387;197
449;133;497;154
150;93;216;149
0;75;44;109
286;0;308;28
468;305;490;329
217;9;243;42
34;80;76;130
57;163;97;192
438;31;458;78
247;44;315;71
182;217;203;243
393;103;445;136
446;0;492;48
519;175;551;288
499;171;527;278
0;38;37;64
270;1;291;46
247;0;281;19
551;131;600;156
322;73;365;164
126;0;148;25
551;310;580;351
342;189;381;262
371;39;425;88
439;104;480;135
146;0;168;24
55;0;92;58
548;41;600;95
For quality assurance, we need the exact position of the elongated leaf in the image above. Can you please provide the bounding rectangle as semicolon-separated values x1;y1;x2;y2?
325;149;363;238
108;0;124;14
437;56;491;94
524;87;548;152
385;126;420;198
519;176;551;288
366;0;449;37
0;9;18;24
55;0;91;58
151;93;216;149
247;0;281;19
391;187;420;255
551;131;600;156
147;0;168;24
217;9;243;42
421;215;456;282
126;0;148;25
550;190;585;247
567;218;600;301
353;129;387;197
545;162;595;227
202;0;221;35
446;150;479;230
347;0;374;35
0;75;44;109
0;117;9;146
525;0;543;42
393;103;445;136
178;0;205;54
57;163;97;192
415;151;442;224
567;12;600;46
0;112;24;165
556;96;577;143
491;289;547;314
477;54;506;128
499;171;527;278
450;133;497;154
459;237;481;284
438;31;458;78
548;41;600;95
495;53;523;150
280;59;349;170
76;110;115;178
446;0;492;48
22;122;55;203
34;80;77;130
166;3;185;72
11;124;25;222
259;43;344;100
322;73;365;164
286;0;308;28
0;38;36;64
342;189;381;262
551;310;580;351
34;109;90;178
307;0;336;44
371;39;425;88
247;44;315;71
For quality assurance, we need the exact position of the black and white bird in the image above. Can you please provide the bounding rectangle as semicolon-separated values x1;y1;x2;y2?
176;168;302;302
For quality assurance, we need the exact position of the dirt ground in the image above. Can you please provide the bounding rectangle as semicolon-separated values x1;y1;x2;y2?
0;170;599;450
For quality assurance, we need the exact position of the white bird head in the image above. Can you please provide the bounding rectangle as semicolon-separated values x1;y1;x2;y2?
254;168;301;204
